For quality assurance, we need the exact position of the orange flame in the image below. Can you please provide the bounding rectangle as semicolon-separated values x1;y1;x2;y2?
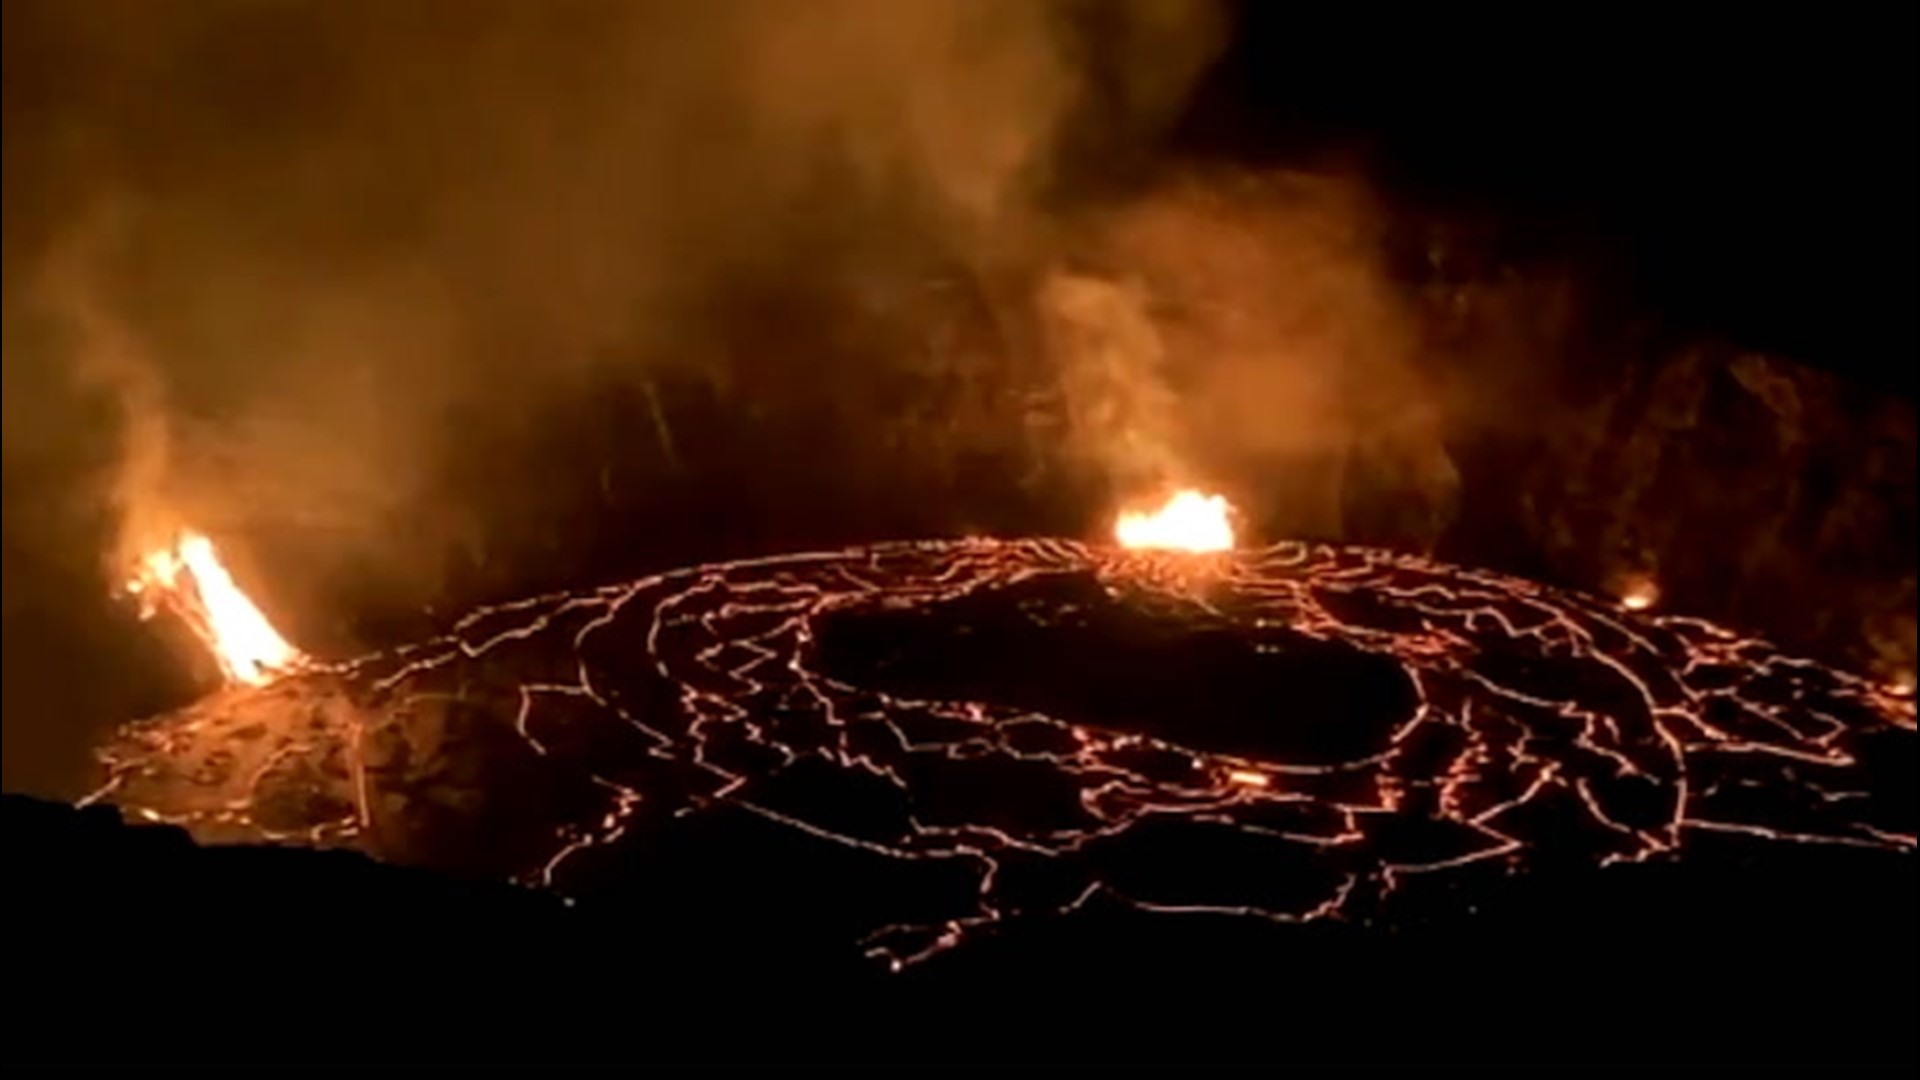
1617;576;1660;612
1115;489;1235;553
126;531;307;686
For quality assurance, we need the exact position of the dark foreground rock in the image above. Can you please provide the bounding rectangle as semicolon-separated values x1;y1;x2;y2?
4;793;1913;1069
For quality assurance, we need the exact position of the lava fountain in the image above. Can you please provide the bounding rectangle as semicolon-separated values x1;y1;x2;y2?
1114;489;1235;552
125;530;307;687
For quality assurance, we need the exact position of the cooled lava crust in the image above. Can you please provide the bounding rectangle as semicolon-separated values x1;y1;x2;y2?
95;539;1916;967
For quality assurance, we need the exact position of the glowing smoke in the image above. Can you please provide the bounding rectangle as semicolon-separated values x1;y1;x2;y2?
1;0;1229;607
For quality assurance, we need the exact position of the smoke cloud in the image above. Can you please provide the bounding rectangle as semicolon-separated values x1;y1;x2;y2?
1;0;1229;597
1039;171;1457;544
8;3;1906;800
6;0;1496;799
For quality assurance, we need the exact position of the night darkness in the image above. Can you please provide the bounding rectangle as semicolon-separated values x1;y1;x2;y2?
4;2;1914;1070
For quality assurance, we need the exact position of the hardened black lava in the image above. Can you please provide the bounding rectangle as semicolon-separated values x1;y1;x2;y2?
92;539;1915;968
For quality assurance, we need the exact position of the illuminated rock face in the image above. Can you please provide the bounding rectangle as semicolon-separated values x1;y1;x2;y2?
96;540;1914;967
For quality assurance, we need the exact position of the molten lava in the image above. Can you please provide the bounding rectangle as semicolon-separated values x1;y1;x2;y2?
126;531;307;686
1617;575;1660;611
1115;489;1235;552
96;537;1915;970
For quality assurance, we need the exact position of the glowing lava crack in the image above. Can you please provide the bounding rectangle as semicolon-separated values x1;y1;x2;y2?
91;540;1916;968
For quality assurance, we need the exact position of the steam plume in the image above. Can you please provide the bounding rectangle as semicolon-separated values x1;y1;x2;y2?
2;0;1226;606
